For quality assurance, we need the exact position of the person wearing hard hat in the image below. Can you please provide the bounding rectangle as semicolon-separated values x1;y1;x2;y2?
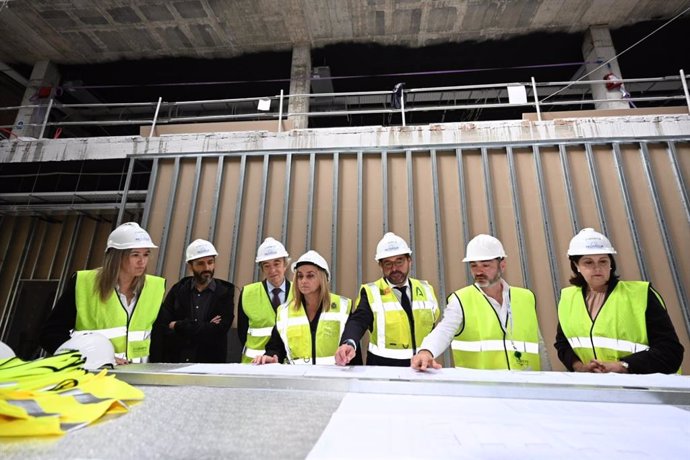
555;228;683;374
150;239;235;363
40;222;165;364
253;250;352;365
237;237;293;363
335;232;440;367
412;234;548;371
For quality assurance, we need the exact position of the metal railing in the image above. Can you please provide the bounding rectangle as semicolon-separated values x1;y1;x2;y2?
1;72;688;140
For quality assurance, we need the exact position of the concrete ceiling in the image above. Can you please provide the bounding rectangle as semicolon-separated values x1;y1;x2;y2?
0;0;689;66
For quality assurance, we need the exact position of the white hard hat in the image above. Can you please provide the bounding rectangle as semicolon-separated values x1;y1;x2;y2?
291;250;330;280
56;332;116;371
106;222;157;251
255;237;289;263
463;234;507;262
186;239;218;262
0;341;15;359
567;228;617;256
374;232;412;261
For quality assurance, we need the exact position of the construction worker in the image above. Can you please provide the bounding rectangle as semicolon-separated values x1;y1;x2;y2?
253;250;351;365
40;222;165;364
150;239;235;363
412;234;547;371
237;237;292;363
335;232;440;367
555;228;683;374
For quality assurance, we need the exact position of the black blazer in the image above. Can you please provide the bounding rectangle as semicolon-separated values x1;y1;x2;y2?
151;277;235;363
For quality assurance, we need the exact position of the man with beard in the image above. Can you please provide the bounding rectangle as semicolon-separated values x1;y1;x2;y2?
150;239;235;363
411;234;548;371
335;232;440;367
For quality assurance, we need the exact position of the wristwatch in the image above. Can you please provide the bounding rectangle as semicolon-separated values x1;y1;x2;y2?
620;360;629;371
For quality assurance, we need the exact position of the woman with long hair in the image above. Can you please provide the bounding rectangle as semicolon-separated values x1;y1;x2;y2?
41;222;165;365
253;250;351;365
555;228;683;374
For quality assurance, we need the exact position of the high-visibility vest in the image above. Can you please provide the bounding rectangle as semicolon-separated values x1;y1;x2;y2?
74;270;165;361
240;282;293;363
451;285;540;370
275;293;351;365
363;278;439;360
558;281;650;363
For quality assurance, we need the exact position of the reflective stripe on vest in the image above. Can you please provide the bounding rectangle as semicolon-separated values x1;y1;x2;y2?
241;282;293;363
276;294;351;365
558;281;649;363
365;278;439;360
451;285;540;370
75;270;165;361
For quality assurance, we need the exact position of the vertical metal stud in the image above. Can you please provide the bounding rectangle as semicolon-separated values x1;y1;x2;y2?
208;156;224;243
281;153;293;247
54;215;82;308
406;149;417;275
141;158;159;230
612;142;647;279
639;142;690;335
117;157;136;226
584;143;609;236
558;143;579;235
532;145;560;304
506;147;530;289
155;156;181;276
48;219;67;279
305;152;316;251
456;148;472;286
180;156;203;279
481;147;496;235
357;151;363;288
253;154;271;281
430;149;446;305
331;152;340;292
381;150;388;233
229;155;247;283
666;141;690;225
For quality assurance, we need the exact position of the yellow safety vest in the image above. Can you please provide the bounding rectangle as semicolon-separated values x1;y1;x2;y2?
276;293;351;365
74;270;165;361
451;285;540;370
558;281;650;363
240;282;293;363
363;278;439;360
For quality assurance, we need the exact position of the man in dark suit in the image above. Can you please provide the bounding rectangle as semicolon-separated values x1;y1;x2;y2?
151;239;234;363
237;237;292;363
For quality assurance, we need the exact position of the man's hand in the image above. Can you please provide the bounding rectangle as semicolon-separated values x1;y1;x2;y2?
168;321;176;330
411;350;441;371
252;355;278;365
591;359;629;374
210;315;222;324
572;359;605;372
335;344;356;366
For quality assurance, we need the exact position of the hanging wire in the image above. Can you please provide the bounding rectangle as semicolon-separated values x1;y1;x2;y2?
541;5;690;104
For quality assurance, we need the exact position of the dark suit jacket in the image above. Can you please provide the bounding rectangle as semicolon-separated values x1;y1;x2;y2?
151;277;235;363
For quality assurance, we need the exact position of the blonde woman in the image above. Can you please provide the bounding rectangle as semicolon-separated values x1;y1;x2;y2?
253;250;351;365
41;222;165;364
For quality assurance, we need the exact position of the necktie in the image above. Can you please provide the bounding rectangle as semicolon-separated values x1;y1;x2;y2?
271;287;282;309
394;286;416;353
394;286;412;316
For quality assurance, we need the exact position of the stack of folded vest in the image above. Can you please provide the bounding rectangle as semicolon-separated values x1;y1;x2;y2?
0;352;143;436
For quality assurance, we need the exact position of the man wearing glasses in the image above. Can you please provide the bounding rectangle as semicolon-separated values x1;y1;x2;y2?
411;234;549;371
335;232;440;367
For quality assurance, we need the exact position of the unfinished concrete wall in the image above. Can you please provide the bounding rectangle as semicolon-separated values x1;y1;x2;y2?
1;138;689;371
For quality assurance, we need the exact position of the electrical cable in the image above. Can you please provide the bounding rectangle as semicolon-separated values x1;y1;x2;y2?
541;5;690;103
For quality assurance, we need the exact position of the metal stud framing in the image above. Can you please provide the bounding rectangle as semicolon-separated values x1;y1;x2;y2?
1;136;689;361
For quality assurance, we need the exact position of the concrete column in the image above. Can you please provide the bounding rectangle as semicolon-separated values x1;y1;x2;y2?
582;26;629;110
288;45;311;130
12;60;60;138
